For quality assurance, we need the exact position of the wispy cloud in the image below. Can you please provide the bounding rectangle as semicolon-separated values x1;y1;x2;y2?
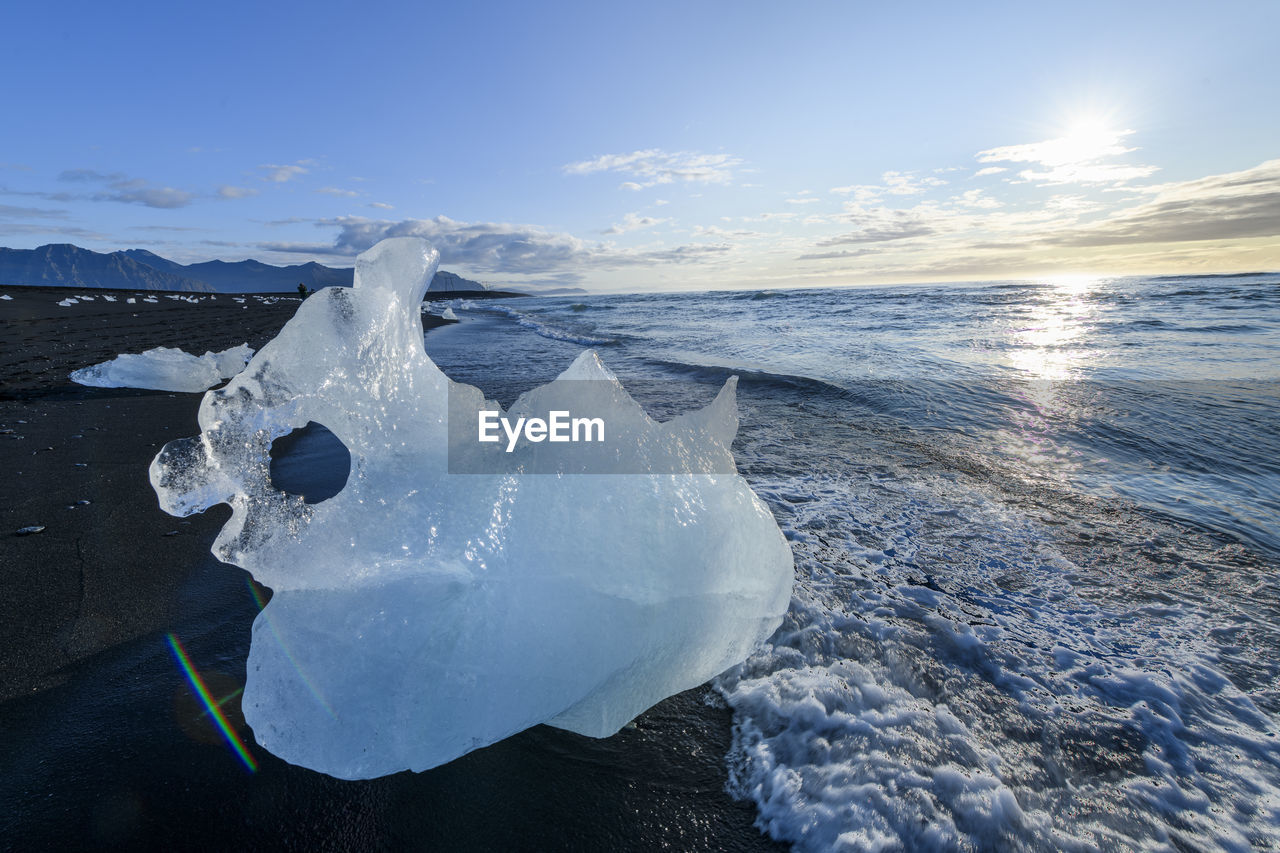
368;202;394;210
317;186;359;197
259;161;311;183
563;149;742;189
976;128;1157;185
100;183;194;208
59;168;125;183
604;212;669;234
0;203;69;220
258;214;741;285
0;222;107;240
814;204;942;247
952;189;1002;210
1042;158;1280;246
218;185;259;199
56;169;194;208
830;170;947;203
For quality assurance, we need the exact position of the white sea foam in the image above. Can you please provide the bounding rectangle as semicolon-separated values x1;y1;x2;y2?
716;425;1280;851
480;303;615;346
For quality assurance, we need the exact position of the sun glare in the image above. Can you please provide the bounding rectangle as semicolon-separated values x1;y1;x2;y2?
1045;121;1130;167
1044;272;1101;294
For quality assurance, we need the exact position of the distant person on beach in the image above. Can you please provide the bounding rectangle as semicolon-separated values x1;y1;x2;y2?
297;282;308;299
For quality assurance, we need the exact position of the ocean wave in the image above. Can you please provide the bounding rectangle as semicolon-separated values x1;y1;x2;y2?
718;436;1280;852
478;304;618;346
642;357;850;398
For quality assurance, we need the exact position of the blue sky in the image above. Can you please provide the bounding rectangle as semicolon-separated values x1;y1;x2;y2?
3;0;1278;291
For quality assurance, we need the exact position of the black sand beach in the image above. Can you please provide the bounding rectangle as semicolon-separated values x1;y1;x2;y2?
0;288;782;851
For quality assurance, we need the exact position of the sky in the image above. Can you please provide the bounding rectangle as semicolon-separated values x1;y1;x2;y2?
3;0;1279;292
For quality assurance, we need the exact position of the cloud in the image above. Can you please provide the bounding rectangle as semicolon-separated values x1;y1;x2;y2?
317;187;359;197
0;203;68;219
0;222;107;240
563;149;742;189
882;171;947;195
785;197;822;205
604;212;669;234
261;216;587;274
831;170;947;203
260;162;310;183
976;128;1158;186
796;247;881;261
50;169;195;208
218;185;259;199
952;189;1002;210
974;166;1006;177
693;225;763;239
1043;158;1280;247
259;215;738;283
98;183;194;208
59;168;126;183
817;204;942;246
741;211;798;222
368;202;394;210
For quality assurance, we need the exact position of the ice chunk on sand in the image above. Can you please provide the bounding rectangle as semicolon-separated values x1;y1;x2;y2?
71;343;254;392
150;236;793;780
440;306;457;320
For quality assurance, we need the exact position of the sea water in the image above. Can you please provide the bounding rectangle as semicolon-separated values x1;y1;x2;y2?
426;274;1280;850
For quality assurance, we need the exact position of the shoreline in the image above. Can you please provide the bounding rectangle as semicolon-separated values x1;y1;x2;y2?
0;289;782;850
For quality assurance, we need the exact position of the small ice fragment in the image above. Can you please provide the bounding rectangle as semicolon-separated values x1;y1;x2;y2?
0;294;12;300
16;526;45;536
127;297;137;304
57;298;77;307
70;343;255;392
440;307;457;320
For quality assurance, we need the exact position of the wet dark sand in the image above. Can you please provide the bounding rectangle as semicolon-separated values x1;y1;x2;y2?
0;286;783;851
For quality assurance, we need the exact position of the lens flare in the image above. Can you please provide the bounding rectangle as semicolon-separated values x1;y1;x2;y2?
244;578;337;719
166;633;258;772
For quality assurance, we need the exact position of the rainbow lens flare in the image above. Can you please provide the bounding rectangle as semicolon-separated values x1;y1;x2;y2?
166;633;258;772
245;578;336;719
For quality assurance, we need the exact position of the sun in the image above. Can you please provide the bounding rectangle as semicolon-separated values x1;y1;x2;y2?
1047;119;1130;166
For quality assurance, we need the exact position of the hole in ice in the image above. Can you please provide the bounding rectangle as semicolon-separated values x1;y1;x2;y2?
268;422;351;504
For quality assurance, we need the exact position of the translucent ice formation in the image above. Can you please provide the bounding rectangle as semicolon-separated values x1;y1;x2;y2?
71;344;254;392
150;237;793;780
440;306;457;320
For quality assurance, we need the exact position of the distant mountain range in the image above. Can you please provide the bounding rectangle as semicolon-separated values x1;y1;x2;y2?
0;243;493;294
